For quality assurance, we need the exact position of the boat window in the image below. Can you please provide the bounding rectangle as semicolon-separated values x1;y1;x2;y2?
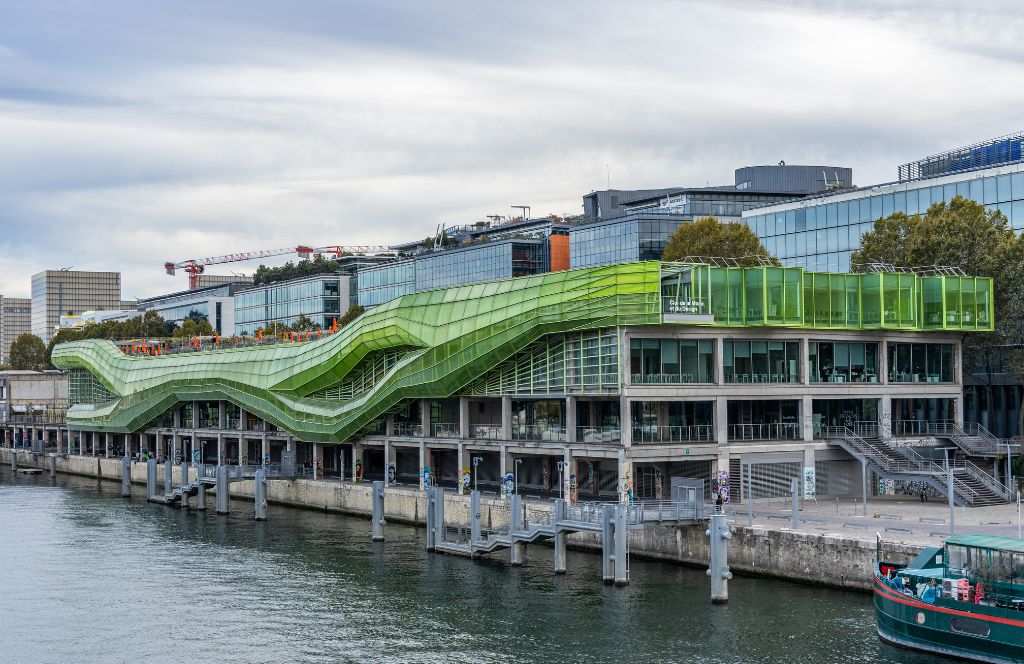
949;617;990;638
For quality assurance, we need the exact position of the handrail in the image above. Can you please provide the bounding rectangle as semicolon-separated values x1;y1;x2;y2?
632;424;713;443
956;458;1013;500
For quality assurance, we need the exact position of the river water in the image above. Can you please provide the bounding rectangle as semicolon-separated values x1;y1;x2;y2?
0;468;946;664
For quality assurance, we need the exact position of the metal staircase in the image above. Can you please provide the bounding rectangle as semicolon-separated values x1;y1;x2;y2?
926;421;1003;457
822;426;1009;507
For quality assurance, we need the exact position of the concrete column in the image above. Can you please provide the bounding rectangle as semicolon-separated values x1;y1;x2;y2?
385;415;395;437
171;433;180;462
216;433;224;465
714;451;730;501
501;395;512;441
353;442;362;481
418;441;426;490
499;443;509;498
192;400;199;429
617;448;632;503
420;399;431;438
879;340;889;385
459;397;470;439
312;443;319;480
286;437;293;453
954;394;965;428
385;440;396;485
456;443;465;480
879;394;892;439
620;395;632;447
803;444;815;499
715;396;729;445
66;429;72;455
656;402;669;428
261;434;269;464
566;396;577;443
218;401;226;429
562;447;573;501
715;336;725;385
801;394;813;442
240;408;248;431
173;407;182;429
105;432;112;458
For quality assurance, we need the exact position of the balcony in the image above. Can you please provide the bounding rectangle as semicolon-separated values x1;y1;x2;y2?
393;422;423;437
724;373;796;384
470;425;503;440
632;424;713;444
576;425;621;444
631;373;705;385
430;422;459;438
512;425;567;442
728;423;801;441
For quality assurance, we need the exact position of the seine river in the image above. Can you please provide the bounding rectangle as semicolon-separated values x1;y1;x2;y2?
0;468;946;664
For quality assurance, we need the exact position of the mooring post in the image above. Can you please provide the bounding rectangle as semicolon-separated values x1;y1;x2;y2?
147;458;157;499
49;454;57;478
470;490;481;556
746;461;753;527
707;513;732;604
10;451;16;471
426;486;436;551
215;465;229;514
181;461;191;488
164;459;172;495
791;477;799;528
254;468;267;521
553;498;567;574
121;456;131;497
510;492;523;566
433;486;446;547
372;480;385;542
194;476;206;510
614;503;629;586
601;503;615;584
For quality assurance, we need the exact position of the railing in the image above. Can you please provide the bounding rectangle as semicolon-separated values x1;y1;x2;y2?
393;423;423;437
430;423;460;438
723;373;797;384
890;420;934;436
630;373;703;384
512;425;567;442
576;426;621;444
728;423;801;441
955;458;1013;501
635;500;701;522
564;501;644;526
7;414;67;425
889;372;951;383
470;425;503;440
631;425;713;444
225;418;241;430
197;417;218;429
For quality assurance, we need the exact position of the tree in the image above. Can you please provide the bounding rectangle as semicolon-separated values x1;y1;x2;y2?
290;314;319;332
662;216;779;265
338;305;365;328
172;318;214;338
263;321;289;337
10;333;47;371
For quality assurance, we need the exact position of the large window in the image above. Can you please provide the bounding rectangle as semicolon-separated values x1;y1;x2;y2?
723;340;800;383
808;342;878;383
630;338;714;383
888;343;954;382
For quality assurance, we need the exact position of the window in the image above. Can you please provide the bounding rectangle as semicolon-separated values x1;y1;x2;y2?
630;338;714;383
888;343;954;382
723;339;799;383
808;342;878;383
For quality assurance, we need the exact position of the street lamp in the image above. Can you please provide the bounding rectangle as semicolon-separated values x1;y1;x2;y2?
556;461;566;500
514;457;523;495
472;456;482;492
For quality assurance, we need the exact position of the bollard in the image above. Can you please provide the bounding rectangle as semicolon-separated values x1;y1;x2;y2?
49;454;57;478
470;490;482;556
614;503;629;586
10;452;16;471
195;477;206;510
179;461;191;509
510;493;523;566
553;499;567;574
791;477;799;529
425;486;437;551
707;513;732;604
254;468;267;521
372;481;385;542
432;486;445;547
121;456;131;497
164;459;172;496
181;461;191;488
215;465;230;514
147;458;157;499
601;504;615;584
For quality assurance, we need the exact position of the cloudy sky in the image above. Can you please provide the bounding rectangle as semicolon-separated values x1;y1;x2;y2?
1;0;1023;299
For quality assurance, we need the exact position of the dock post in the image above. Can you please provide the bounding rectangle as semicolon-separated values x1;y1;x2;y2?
791;477;799;529
470;490;481;554
553;498;567;574
195;477;206;510
48;454;56;478
433;486;446;546
254;468;267;521
426;486;437;551
146;458;157;499
180;461;191;508
121;456;131;497
614;503;629;586
372;480;385;542
601;504;615;584
10;451;16;471
510;493;523;566
164;459;172;495
707;513;732;604
215;465;229;514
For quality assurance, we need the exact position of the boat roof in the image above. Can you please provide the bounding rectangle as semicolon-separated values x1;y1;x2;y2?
947;535;1024;554
903;567;944;579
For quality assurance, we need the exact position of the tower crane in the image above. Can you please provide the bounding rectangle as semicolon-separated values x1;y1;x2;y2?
165;245;397;289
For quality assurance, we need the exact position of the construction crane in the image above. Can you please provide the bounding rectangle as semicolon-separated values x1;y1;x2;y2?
166;245;396;289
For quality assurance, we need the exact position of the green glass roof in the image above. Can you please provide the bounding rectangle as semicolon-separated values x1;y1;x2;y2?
52;261;993;442
946;535;1024;554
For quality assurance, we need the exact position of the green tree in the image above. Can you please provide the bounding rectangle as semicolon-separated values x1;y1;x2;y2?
338;305;365;328
10;333;47;371
290;314;319;331
662;216;779;266
173;318;214;338
263;321;290;337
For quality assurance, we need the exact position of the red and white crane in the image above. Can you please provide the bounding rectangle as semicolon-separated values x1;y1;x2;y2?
165;245;397;288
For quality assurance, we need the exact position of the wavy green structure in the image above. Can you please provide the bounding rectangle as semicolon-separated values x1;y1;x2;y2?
52;261;993;443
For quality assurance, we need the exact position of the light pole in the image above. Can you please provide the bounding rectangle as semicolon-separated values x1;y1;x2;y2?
514;458;523;495
472;456;482;492
556;461;566;500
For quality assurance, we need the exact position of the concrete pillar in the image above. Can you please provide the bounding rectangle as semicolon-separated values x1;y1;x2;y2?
171;433;180;462
218;401;226;429
105;432;112;458
801;394;813;442
617;448;632;504
383;439;392;485
353;442;362;481
286;437;293;453
562;447;573;502
553;499;567;574
372;480;385;541
164;457;172;494
146;458;157;499
459;397;470;439
801;337;811;385
879;340;889;385
261;434;269;465
715;396;729;445
217;433;224;465
708;513;732;603
566;396;577;443
501;395;512;441
254;469;267;521
803;444;815;500
954;393;965;428
620;395;632;447
192;400;199;429
715;336;725;384
385;415;395;437
420;399;431;438
499;444;509;498
418;441;426;490
240;408;248;432
215;465;229;514
879;394;892;439
657;402;669;428
173;407;181;429
456;443;466;493
312;443;319;480
510;493;523;565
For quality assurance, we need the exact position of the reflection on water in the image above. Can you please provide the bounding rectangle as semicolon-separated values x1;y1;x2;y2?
0;469;945;663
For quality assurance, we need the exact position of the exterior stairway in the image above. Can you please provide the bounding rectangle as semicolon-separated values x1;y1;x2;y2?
822;426;1010;507
926;421;1003;457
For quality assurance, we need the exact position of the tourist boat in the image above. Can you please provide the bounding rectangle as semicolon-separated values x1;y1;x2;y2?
874;535;1024;663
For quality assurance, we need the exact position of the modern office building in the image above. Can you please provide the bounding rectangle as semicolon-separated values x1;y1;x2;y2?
0;296;31;365
138;283;246;336
49;261;1006;506
357;259;416;307
195;274;254;289
234;273;351;336
30;270;124;344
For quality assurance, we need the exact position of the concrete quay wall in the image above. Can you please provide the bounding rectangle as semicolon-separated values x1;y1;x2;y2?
1;448;913;590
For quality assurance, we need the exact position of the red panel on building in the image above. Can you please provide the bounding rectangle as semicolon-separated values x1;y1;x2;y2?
549;234;570;272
